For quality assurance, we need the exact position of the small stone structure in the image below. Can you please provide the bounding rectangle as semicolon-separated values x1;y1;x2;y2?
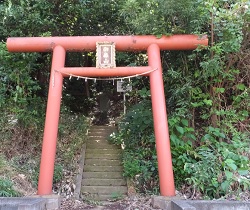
152;196;250;210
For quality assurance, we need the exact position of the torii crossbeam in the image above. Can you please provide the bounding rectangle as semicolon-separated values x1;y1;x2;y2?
7;35;208;197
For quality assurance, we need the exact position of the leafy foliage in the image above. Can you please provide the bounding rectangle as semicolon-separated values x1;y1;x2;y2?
119;0;207;35
110;100;158;193
0;0;249;200
184;129;250;198
111;0;250;199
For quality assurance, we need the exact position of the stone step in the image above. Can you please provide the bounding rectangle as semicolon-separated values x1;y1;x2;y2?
83;172;124;179
81;126;127;201
86;144;122;154
88;129;116;133
88;136;112;140
88;133;114;139
86;139;113;145
85;153;121;159
86;149;121;155
82;193;126;201
85;159;121;166
88;127;116;133
88;131;115;136
81;186;127;195
82;178;126;186
89;125;116;129
86;143;119;149
90;125;116;128
84;165;123;172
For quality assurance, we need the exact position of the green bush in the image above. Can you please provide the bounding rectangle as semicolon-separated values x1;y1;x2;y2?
110;99;159;193
184;128;250;198
111;101;250;198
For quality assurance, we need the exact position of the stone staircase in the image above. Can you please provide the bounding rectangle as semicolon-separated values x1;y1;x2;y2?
81;126;127;201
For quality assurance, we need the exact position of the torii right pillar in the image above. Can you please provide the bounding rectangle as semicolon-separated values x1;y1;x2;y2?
146;36;207;196
148;43;176;196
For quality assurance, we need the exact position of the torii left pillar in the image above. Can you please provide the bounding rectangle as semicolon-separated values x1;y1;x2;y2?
7;35;208;197
38;45;66;194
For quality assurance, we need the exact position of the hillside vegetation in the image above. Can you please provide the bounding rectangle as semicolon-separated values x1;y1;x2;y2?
0;0;249;199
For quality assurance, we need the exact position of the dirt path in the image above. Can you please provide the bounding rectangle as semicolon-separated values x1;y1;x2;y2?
60;195;156;210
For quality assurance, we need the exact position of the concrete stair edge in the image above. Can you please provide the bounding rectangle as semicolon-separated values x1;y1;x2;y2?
82;178;127;186
81;185;128;194
82;171;124;179
83;165;123;172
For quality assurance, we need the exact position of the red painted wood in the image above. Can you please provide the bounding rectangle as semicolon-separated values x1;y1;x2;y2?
7;35;208;196
7;35;208;52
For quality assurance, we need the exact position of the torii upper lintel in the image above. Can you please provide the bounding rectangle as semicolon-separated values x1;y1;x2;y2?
7;35;207;52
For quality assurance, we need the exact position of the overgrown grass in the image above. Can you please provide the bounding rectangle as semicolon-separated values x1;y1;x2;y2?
0;106;89;196
0;155;20;197
0;178;20;197
57;111;89;165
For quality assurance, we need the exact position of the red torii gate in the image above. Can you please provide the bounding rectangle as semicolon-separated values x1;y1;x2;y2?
7;35;208;197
